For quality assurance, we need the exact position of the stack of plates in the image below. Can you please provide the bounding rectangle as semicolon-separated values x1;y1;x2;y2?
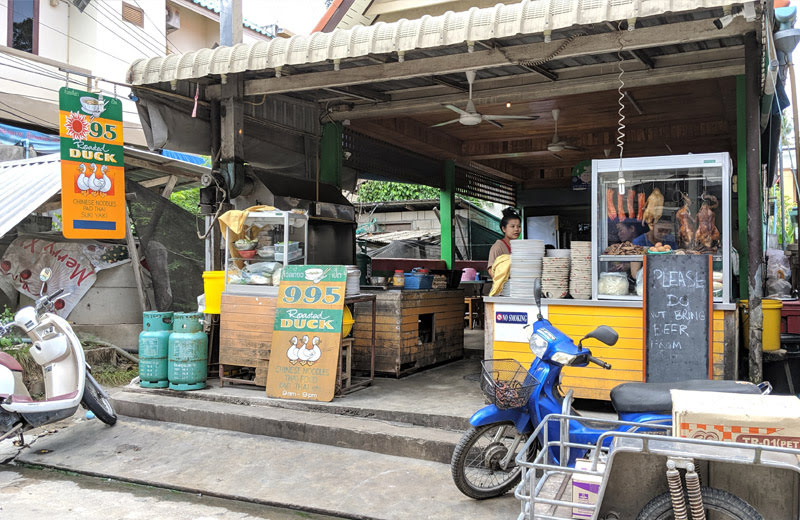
546;248;571;258
542;257;570;299
500;280;512;297
346;267;361;296
510;240;545;298
569;241;592;299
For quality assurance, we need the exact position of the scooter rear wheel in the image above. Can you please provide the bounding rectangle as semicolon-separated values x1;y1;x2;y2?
636;486;763;520
451;422;532;500
82;374;117;426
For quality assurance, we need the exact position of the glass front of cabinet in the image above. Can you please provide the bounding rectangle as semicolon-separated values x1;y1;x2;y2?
592;153;731;302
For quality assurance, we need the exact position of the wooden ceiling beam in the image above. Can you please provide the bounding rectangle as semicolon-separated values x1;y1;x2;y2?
330;56;743;121
206;17;751;99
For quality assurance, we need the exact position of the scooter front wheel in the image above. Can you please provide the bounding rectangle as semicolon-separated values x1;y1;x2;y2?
81;374;117;426
451;422;532;500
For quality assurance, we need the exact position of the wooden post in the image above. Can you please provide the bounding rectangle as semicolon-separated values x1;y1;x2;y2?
745;33;763;383
125;205;148;313
440;160;455;269
319;122;342;188
736;75;749;299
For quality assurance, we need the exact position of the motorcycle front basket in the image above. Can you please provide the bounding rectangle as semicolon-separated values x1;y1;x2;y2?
480;358;538;410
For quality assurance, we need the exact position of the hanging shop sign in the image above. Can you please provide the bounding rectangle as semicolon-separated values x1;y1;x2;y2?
266;265;347;402
58;87;125;239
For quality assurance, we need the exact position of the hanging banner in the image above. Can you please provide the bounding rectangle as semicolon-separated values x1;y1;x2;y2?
266;265;346;402
58;87;125;239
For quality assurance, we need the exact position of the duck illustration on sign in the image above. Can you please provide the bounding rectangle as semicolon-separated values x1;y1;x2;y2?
75;163;113;196
298;336;322;366
287;336;300;365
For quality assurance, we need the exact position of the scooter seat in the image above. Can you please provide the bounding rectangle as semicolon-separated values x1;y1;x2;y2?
611;380;761;414
0;352;22;372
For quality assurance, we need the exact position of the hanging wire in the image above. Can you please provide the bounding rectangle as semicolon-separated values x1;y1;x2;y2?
615;23;628;195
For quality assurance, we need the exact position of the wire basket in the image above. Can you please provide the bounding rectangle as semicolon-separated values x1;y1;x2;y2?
480;359;538;409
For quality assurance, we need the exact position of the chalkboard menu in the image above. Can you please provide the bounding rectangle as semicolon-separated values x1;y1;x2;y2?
643;254;712;383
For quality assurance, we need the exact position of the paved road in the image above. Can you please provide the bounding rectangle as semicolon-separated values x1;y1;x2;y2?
0;465;345;520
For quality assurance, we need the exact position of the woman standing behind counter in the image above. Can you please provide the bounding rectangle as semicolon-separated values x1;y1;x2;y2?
488;207;521;277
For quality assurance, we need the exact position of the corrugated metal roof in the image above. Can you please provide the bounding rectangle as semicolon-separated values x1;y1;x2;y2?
128;0;733;86
0;155;61;239
358;229;440;243
188;0;280;37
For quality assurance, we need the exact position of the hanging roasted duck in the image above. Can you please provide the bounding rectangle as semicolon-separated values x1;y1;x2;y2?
606;189;617;221
641;187;664;228
675;192;696;250
694;192;720;250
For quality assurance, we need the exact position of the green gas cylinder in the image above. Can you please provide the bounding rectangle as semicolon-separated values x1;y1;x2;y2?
168;312;208;391
138;311;173;388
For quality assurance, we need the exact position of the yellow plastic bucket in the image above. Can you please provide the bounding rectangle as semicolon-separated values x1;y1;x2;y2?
740;299;782;351
202;271;225;314
342;305;354;338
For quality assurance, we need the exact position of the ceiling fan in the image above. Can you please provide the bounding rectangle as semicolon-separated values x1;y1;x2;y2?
431;71;540;128
545;109;584;154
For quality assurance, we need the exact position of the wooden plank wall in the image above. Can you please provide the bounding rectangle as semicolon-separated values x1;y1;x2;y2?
492;304;730;401
219;293;276;385
352;289;465;375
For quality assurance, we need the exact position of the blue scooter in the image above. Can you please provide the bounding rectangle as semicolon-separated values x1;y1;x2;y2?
451;279;762;500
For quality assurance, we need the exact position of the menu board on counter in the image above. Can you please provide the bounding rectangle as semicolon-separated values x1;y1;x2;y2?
643;254;712;383
266;265;346;402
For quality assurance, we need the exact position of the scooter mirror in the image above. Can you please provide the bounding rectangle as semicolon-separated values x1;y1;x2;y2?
533;278;542;307
581;325;619;346
39;268;52;282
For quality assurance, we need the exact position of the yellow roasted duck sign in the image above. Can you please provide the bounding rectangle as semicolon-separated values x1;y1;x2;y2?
59;87;125;239
267;265;346;402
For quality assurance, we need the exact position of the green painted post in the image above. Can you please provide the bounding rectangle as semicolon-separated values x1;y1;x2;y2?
320;122;342;188
441;160;455;269
737;75;748;299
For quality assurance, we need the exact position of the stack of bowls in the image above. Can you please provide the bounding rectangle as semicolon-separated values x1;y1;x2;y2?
345;266;361;296
569;241;592;299
542;257;570;299
510;240;545;298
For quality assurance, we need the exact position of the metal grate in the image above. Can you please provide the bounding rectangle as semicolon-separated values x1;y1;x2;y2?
122;2;144;28
455;166;517;206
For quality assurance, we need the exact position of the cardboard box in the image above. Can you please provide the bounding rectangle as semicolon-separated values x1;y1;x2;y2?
572;458;606;519
672;390;800;449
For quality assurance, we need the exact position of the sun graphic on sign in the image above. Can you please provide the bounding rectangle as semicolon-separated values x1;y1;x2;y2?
64;111;90;141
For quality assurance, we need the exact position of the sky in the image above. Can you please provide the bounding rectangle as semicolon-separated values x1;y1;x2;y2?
243;0;328;35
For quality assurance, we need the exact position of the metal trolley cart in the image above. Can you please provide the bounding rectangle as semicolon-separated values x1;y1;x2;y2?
514;410;800;520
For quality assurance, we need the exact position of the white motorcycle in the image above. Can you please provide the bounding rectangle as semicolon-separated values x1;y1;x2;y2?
0;268;116;445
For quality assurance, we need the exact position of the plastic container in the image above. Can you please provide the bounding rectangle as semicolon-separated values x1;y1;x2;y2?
461;267;477;281
393;269;405;287
404;269;434;290
138;311;173;388
275;241;301;254
740;299;783;351
168;312;208;391
780;300;800;334
342;305;354;338
202;271;224;314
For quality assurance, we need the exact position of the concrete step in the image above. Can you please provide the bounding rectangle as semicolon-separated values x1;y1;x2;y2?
15;417;519;520
112;390;463;464
122;384;471;431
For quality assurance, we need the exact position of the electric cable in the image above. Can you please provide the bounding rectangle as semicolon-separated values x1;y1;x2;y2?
89;0;166;57
615;22;627;194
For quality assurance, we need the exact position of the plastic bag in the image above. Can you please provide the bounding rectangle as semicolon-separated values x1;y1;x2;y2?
766;248;791;282
767;278;792;299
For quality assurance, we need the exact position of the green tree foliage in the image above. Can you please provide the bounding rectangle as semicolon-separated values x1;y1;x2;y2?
356;181;440;202
170;187;201;215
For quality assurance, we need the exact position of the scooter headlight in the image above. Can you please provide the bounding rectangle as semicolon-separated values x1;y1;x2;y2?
530;334;548;358
550;351;577;366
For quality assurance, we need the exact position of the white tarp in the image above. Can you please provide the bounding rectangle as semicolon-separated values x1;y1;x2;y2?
0;236;130;317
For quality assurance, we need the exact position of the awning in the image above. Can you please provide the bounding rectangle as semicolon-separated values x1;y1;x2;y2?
0;149;211;239
128;0;736;86
0;154;61;239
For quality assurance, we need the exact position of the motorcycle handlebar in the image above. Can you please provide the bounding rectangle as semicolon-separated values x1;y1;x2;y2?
588;355;612;370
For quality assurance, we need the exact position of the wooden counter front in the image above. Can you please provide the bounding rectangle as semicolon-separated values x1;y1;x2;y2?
352;289;464;376
219;292;276;386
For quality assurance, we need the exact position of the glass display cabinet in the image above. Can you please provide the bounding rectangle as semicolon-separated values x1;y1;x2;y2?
591;153;731;303
224;210;309;295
